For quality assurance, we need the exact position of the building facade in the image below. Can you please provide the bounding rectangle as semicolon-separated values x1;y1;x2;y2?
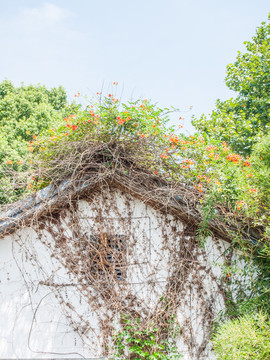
0;184;248;359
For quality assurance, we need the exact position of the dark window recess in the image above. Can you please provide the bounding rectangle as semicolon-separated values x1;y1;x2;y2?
89;234;126;280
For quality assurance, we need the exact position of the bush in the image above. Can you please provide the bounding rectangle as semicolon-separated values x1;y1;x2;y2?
212;312;270;360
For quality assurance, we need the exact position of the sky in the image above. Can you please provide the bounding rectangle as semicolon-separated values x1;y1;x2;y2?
0;0;269;132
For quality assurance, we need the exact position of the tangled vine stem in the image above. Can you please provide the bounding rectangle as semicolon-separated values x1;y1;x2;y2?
15;186;224;359
0;135;263;359
0;136;263;244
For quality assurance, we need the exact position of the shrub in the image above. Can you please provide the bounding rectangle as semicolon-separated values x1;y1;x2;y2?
212;312;270;360
112;314;181;360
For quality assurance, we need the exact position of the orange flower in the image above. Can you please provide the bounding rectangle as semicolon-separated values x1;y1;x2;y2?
195;184;203;192
169;135;179;144
198;136;204;142
222;141;228;147
227;153;243;163
206;145;217;151
141;134;145;138
249;188;258;193
183;159;194;165
6;160;13;164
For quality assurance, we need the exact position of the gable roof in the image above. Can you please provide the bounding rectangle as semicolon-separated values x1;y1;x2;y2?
0;170;261;245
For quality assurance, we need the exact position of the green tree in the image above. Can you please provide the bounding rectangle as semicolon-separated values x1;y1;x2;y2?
0;80;68;203
193;14;270;156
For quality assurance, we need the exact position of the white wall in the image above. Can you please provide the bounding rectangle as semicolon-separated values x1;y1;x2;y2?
0;188;248;359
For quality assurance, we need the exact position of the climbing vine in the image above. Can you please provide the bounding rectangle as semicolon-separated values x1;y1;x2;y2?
1;80;269;358
112;313;181;360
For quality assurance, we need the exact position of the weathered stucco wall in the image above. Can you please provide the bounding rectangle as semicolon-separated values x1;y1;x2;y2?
0;188;245;359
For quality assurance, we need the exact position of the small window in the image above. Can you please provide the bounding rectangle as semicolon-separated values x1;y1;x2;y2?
89;233;126;280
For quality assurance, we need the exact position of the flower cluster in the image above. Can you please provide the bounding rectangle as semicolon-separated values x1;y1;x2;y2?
169;134;179;144
249;188;258;194
181;158;194;169
236;200;245;210
160;153;168;159
117;116;131;125
227;153;243;163
194;183;203;192
206;145;217;151
197;175;211;183
66;124;78;131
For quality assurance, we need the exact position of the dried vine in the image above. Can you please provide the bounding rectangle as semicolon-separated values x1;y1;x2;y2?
0;135;258;359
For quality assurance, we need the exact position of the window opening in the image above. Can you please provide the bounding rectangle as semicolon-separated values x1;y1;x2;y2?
89;233;126;280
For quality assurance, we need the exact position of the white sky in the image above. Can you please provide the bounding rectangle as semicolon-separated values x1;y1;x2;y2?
0;0;269;132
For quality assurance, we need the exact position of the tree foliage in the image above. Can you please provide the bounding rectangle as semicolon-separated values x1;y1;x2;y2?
0;80;68;203
193;14;270;156
191;14;270;357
